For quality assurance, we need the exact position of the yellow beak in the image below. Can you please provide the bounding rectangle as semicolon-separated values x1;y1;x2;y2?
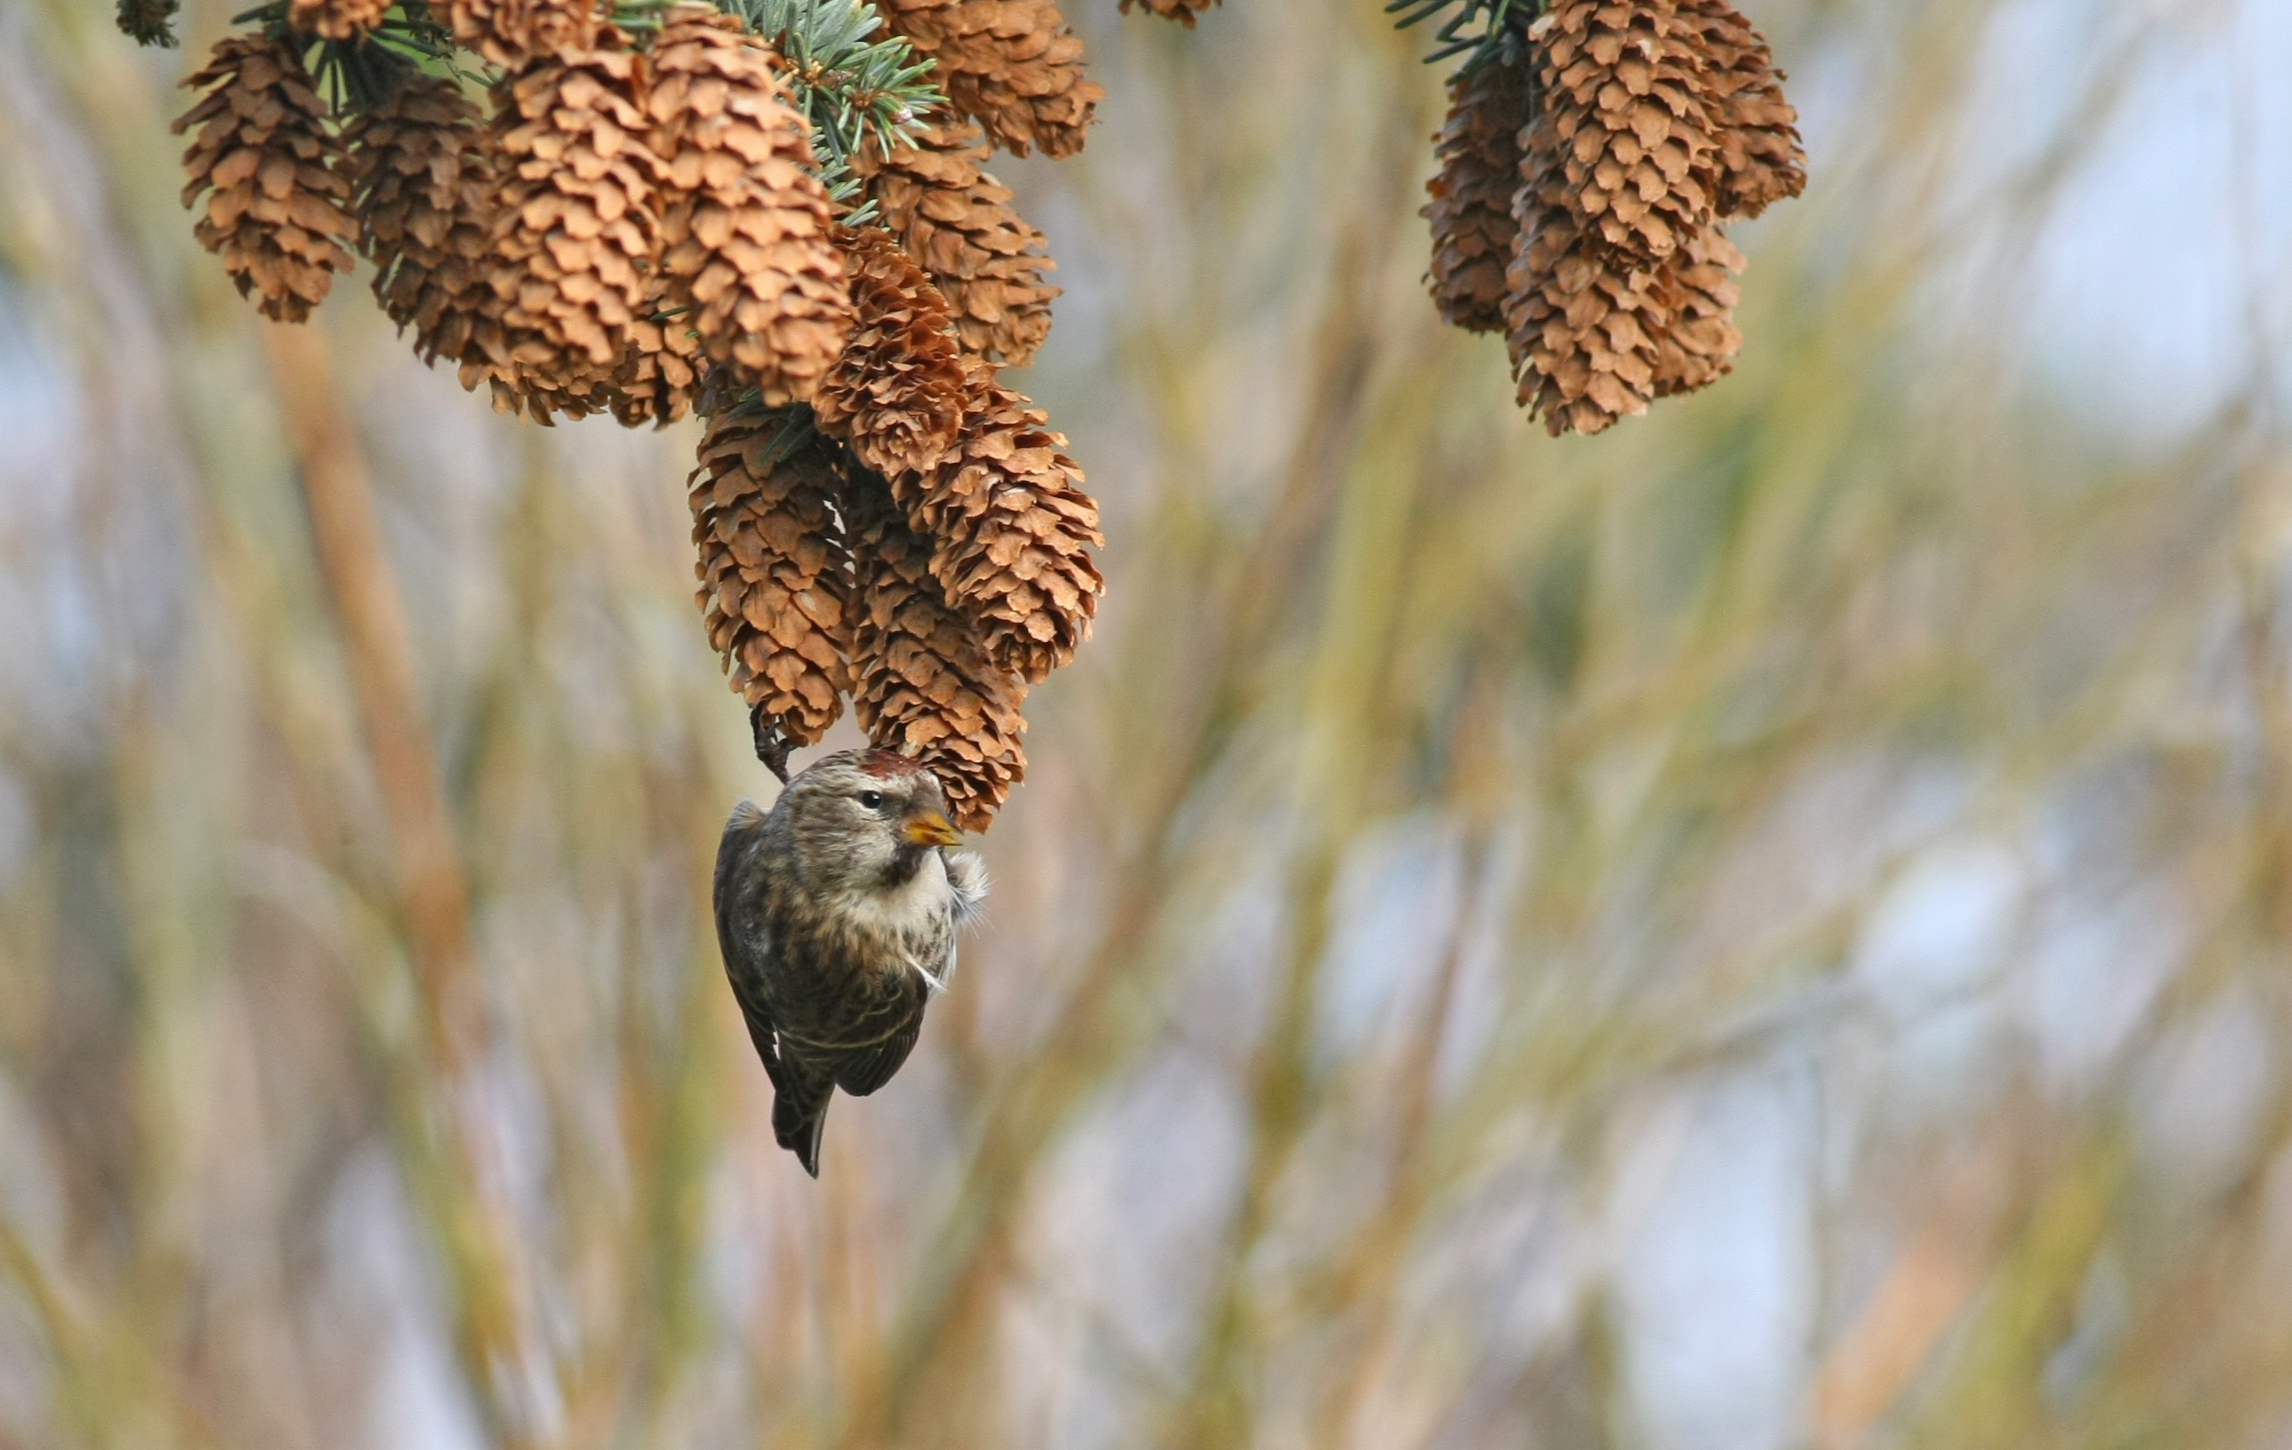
903;809;961;848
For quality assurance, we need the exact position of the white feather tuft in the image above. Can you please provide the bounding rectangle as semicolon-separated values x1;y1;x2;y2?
945;850;989;924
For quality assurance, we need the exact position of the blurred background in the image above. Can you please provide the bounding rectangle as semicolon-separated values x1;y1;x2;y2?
3;0;2292;1446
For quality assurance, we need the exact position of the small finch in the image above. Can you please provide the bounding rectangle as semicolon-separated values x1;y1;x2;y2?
714;749;988;1176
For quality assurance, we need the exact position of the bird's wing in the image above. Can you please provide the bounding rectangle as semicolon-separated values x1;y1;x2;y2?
831;972;929;1097
715;801;787;1091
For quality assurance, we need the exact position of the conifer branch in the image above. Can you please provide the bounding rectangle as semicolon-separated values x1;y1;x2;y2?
716;0;945;213
117;0;181;46
1388;0;1542;73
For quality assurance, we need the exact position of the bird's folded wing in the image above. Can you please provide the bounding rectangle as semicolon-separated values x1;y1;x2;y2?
831;974;928;1097
716;800;787;1091
733;981;792;1095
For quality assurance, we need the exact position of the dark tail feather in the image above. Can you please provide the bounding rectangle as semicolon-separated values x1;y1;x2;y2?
771;1060;835;1178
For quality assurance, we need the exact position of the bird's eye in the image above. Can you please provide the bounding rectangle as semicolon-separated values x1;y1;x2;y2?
858;791;885;810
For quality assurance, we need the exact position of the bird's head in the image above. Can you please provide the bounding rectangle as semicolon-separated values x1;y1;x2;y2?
778;749;964;892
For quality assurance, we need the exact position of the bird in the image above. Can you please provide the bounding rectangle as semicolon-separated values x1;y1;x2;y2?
713;748;988;1177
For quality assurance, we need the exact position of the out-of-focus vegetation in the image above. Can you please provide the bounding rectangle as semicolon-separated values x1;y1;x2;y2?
1;0;2289;1447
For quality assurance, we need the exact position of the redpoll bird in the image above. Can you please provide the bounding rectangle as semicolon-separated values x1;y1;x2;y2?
714;749;988;1176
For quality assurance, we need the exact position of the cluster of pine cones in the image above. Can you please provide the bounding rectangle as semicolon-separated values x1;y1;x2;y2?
165;0;1121;830
1421;0;1807;435
156;0;1803;820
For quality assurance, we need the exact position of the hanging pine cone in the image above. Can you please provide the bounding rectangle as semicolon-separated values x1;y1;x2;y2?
894;365;1102;683
1424;55;1529;334
1677;0;1807;219
847;471;1029;833
1118;0;1220;26
345;73;507;372
648;5;851;409
691;411;855;745
812;227;968;479
287;0;388;40
1489;0;1797;432
1649;223;1743;396
479;38;662;422
173;34;359;324
1503;164;1667;437
875;0;1102;159
1505;185;1745;431
855;120;1058;368
441;0;600;68
1535;0;1723;267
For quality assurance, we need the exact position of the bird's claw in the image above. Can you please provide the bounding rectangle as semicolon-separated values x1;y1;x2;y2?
751;704;793;785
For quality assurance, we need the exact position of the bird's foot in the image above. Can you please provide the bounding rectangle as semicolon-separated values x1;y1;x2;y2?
751;704;793;785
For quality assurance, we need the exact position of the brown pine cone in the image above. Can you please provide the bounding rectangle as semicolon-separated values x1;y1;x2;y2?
1649;222;1743;397
1676;0;1806;218
649;6;852;409
847;470;1028;833
344;74;508;375
172;33;359;324
441;0;601;68
1535;0;1723;267
855;120;1058;368
1503;148;1668;437
1118;0;1220;26
1424;55;1529;334
691;412;855;746
1504;193;1749;430
287;0;389;40
875;0;1102;159
812;227;968;478
479;38;661;422
894;365;1102;683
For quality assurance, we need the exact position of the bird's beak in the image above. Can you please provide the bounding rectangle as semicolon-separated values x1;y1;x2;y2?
903;808;961;848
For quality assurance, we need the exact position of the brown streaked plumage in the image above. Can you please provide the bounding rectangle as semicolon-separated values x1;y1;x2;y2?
714;749;987;1176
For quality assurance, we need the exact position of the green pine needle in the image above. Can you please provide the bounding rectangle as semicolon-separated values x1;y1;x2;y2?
1390;0;1544;76
717;0;945;208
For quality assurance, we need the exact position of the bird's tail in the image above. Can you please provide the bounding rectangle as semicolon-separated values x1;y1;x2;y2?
771;1053;836;1178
